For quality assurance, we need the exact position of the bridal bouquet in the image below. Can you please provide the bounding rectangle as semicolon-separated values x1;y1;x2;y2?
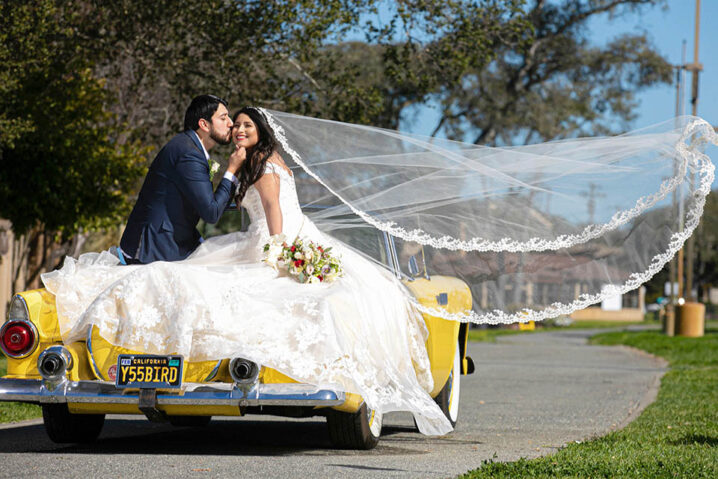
263;234;343;284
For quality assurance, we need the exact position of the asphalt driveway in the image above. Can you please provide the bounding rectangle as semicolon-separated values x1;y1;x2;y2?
0;328;667;478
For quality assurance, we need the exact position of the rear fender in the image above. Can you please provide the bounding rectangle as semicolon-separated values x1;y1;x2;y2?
403;276;472;397
4;289;62;379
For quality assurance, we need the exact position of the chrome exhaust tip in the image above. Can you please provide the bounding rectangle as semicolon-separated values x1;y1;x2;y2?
37;346;73;381
229;358;259;384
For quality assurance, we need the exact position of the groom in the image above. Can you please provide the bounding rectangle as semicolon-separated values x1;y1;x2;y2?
119;95;245;264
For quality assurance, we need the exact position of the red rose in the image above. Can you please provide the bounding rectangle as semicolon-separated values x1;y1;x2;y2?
318;275;323;282
294;260;302;267
291;245;296;252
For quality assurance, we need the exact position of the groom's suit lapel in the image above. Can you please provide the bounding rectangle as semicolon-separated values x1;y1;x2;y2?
184;130;205;157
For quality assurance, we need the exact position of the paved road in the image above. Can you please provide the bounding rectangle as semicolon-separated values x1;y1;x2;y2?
0;328;667;478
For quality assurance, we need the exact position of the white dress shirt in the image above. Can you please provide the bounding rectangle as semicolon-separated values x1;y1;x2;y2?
191;130;239;186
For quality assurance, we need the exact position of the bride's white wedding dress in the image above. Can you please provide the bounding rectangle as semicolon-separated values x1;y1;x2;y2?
42;161;452;435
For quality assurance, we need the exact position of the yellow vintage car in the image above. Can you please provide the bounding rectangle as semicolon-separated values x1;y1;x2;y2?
0;232;474;449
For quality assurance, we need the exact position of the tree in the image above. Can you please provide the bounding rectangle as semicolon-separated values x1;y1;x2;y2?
0;0;683;294
314;1;531;128
0;0;146;291
695;191;718;301
421;0;673;144
0;1;59;151
62;1;532;141
67;0;383;147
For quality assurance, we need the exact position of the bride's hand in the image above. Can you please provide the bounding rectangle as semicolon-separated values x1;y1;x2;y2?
228;144;246;175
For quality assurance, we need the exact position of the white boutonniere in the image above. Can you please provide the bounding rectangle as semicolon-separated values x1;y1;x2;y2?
208;159;221;180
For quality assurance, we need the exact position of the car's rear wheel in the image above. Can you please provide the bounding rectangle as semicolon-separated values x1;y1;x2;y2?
42;404;105;443
326;402;382;449
168;415;212;427
434;339;461;427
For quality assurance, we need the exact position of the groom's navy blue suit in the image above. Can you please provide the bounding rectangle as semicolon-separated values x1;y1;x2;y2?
120;131;236;263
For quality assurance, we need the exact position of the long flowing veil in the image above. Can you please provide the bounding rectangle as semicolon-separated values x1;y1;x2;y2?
259;109;717;324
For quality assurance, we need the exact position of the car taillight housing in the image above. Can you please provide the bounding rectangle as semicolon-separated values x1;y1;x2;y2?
0;320;39;358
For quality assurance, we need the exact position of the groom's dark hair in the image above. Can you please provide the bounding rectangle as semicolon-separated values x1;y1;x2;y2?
184;95;228;131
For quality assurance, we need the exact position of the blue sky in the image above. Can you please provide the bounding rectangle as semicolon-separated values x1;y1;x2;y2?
586;0;717;183
586;0;717;129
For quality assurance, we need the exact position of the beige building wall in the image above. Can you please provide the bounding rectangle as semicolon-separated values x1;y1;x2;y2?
570;307;644;321
0;219;14;320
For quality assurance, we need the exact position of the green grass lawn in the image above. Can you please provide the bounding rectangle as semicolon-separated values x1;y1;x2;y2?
0;353;42;423
461;327;718;478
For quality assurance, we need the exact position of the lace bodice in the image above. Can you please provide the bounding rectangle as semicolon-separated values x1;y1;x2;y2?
241;162;305;241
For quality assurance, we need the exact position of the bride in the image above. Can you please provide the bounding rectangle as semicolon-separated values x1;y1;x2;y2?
42;106;454;436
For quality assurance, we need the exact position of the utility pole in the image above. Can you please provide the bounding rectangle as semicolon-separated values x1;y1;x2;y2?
672;40;687;307
684;0;702;302
674;0;705;338
666;41;687;336
579;183;605;225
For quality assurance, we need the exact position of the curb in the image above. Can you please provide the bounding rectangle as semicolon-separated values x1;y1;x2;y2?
0;417;43;430
612;344;668;432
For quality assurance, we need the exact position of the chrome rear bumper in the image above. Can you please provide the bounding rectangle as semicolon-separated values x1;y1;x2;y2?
0;377;344;407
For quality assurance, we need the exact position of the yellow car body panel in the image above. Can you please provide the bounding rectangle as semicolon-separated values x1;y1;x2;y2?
403;276;472;396
87;325;221;383
260;368;298;384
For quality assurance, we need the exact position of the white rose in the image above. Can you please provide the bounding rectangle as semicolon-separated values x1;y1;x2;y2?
209;160;221;178
268;244;283;260
305;264;314;275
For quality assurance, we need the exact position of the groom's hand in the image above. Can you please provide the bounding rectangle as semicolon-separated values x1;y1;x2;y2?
227;144;246;175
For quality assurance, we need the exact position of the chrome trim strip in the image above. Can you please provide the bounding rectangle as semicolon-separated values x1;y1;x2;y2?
203;359;222;382
86;326;107;381
5;294;29;322
420;242;431;280
0;378;345;407
382;231;402;279
388;235;400;278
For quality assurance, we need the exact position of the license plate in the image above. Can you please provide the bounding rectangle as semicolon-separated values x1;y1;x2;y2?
115;354;183;389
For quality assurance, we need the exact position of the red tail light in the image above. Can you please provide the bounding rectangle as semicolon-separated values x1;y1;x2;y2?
0;320;38;358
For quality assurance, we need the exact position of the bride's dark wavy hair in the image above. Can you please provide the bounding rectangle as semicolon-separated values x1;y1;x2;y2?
233;107;279;201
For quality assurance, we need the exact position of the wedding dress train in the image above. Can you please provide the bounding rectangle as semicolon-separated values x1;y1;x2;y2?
42;161;453;435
